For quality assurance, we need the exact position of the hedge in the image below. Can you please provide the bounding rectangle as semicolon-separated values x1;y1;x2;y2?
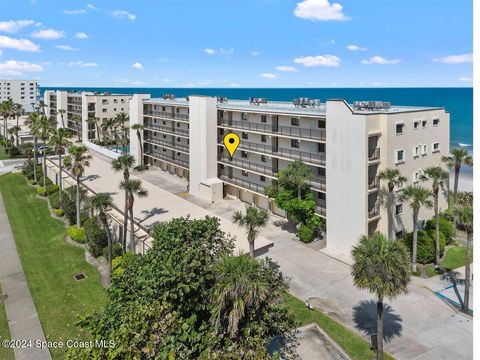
403;230;446;264
425;217;454;245
66;226;86;244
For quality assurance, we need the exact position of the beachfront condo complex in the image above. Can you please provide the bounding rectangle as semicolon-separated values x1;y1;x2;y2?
128;94;450;254
0;79;40;112
44;90;132;142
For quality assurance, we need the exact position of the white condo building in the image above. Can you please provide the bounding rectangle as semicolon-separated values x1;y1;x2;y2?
0;79;40;112
129;94;450;255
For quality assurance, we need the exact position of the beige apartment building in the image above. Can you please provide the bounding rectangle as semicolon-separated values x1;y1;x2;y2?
44;90;132;142
0;79;40;112
129;94;449;254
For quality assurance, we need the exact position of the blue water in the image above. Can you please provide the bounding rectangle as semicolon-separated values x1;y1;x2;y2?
41;87;473;153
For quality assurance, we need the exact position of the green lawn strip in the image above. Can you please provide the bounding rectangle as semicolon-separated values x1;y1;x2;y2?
0;148;8;160
0;283;15;360
284;292;394;360
0;173;106;360
442;246;470;271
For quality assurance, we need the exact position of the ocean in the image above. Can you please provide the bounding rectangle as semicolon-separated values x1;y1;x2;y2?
41;87;473;154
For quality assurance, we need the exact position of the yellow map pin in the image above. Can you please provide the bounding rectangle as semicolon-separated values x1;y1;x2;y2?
223;133;240;159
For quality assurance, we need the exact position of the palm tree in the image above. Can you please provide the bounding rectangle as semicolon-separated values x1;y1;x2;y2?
119;179;147;253
116;113;130;152
64;145;91;228
379;168;407;240
36;115;56;189
57;109;66;128
278;159;313;198
71;114;82;142
13;103;23;128
90;193;114;278
9;125;21;149
420;166;449;266
399;186;433;272
87;117;102;142
454;205;473;313
232;205;269;257
49;128;72;208
210;254;268;337
351;233;411;360
131;123;144;164
1;99;13;141
26;112;40;184
102;117;116;144
112;154;137;250
20;142;34;162
38;100;46;116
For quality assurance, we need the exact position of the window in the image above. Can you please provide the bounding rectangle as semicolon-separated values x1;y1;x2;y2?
162;106;166;111
176;108;180;113
260;176;266;182
114;99;118;103
261;135;267;142
242;170;248;177
102;99;108;105
219;128;224;135
413;171;420;183
413;145;420;158
422;120;427;128
177;152;181;156
162;134;167;139
219;164;225;169
291;117;299;126
395;230;404;240
121;99;125;103
413;120;419;128
395;204;403;215
395;123;404;134
432;142;440;152
242;132;248;140
261;115;267;123
261;155;267;162
318;143;325;152
154;145;157;149
162;120;166;125
318;120;325;128
102;108;107;113
318;167;325;176
395;149;405;163
177;137;181;142
177;123;180;127
291;139;299;148
241;113;248;121
433;118;439;126
113;108;117;111
241;151;248;158
422;144;427;155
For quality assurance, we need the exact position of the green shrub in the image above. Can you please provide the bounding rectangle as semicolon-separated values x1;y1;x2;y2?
53;208;64;217
103;243;124;259
66;225;86;244
49;191;60;209
134;164;150;172
403;230;446;264
425;218;454;245
298;224;315;243
62;186;89;225
46;184;59;195
84;218;108;257
37;186;47;196
28;179;36;185
440;209;454;223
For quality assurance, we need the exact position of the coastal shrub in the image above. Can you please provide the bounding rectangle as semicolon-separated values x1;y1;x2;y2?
134;164;150;172
49;191;60;209
440;209;454;223
37;186;47;196
21;160;43;180
62;186;89;225
66;226;86;244
283;198;316;225
403;230;446;264
84;217;108;258
28;179;36;185
53;208;64;217
425;218;454;245
103;243;123;260
46;184;59;195
298;224;315;243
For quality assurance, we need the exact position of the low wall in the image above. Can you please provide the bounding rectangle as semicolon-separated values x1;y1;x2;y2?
84;141;121;160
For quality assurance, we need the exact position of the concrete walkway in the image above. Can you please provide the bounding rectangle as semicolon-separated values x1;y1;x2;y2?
0;194;52;360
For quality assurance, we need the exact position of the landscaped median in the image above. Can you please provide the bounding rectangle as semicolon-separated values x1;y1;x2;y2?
0;173;105;360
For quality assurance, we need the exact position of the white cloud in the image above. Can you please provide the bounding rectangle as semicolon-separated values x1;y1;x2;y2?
433;53;473;64
132;62;144;70
131;80;145;86
56;44;78;51
0;60;43;76
198;79;214;86
0;20;35;33
362;56;401;64
114;78;129;84
347;44;367;51
251;50;260;56
459;76;472;82
275;65;298;72
229;83;240;87
294;54;341;67
75;32;89;39
261;73;277;79
112;10;136;21
31;28;65;40
294;0;348;21
86;4;98;10
163;78;171;83
69;61;98;67
64;9;86;15
220;48;234;55
204;48;216;55
0;35;40;52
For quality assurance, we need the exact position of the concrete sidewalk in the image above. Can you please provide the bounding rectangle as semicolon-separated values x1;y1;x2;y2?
0;194;52;360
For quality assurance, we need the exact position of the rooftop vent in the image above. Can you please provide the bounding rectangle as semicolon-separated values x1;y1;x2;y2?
353;101;391;111
162;94;176;100
249;97;268;105
293;98;321;108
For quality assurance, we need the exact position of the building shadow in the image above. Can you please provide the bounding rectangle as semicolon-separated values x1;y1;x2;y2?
82;174;100;182
137;207;169;224
272;220;297;234
352;300;403;342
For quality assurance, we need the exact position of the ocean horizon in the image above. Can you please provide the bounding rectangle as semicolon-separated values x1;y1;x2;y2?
41;86;473;156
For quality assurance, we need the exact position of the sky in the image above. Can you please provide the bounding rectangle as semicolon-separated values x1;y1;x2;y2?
0;0;473;88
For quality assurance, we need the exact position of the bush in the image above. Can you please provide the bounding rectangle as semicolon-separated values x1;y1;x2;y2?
62;186;89;225
37;186;47;196
49;191;60;209
425;217;454;245
403;230;446;264
46;184;59;195
134;164;150;172
66;225;86;244
28;179;36;185
103;243;123;259
298;224;315;243
84;218;108;257
53;208;64;217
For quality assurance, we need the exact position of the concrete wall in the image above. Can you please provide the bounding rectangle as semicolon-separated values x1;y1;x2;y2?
129;94;151;165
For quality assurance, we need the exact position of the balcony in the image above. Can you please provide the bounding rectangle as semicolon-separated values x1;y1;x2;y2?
145;150;189;169
144;136;189;153
144;110;189;121
368;176;380;190
315;205;327;217
67;121;81;132
218;156;276;177
368;204;380;219
368;148;380;162
67;98;82;105
144;121;189;136
310;176;326;191
218;119;325;141
219;174;267;194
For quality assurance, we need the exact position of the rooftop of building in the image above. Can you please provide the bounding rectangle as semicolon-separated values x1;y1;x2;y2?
144;96;444;116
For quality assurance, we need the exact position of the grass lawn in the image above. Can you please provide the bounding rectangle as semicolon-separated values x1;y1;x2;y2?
0;147;8;160
425;246;471;277
284;292;395;360
0;173;106;360
0;284;15;360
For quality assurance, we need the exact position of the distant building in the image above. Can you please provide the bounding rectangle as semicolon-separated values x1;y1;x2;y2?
0;79;40;112
129;94;450;255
